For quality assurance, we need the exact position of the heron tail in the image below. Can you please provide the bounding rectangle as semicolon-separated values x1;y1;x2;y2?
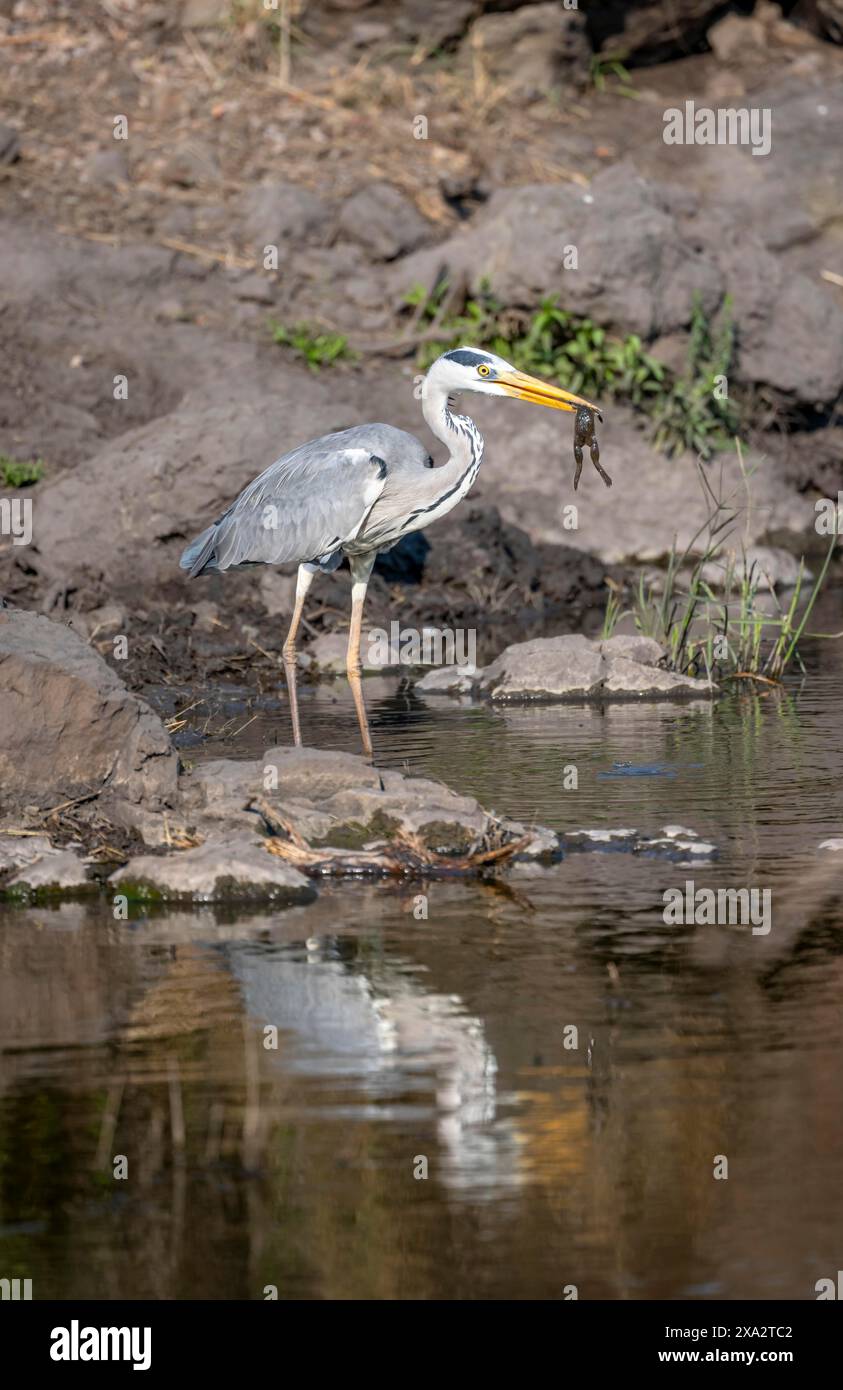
179;524;219;578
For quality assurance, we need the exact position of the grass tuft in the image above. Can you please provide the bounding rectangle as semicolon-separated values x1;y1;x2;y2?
601;442;841;683
271;321;357;371
0;455;44;488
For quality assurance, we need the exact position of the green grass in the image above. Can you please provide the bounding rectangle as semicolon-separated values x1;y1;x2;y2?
406;282;738;459
601;442;841;683
0;455;44;488
589;51;635;95
270;321;356;371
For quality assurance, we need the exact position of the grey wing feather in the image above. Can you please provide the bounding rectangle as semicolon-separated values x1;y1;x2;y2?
180;424;425;578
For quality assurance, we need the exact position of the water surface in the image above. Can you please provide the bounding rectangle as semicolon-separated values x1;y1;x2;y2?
1;598;842;1300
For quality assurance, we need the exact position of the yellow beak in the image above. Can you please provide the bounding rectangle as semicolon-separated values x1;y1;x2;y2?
495;368;602;419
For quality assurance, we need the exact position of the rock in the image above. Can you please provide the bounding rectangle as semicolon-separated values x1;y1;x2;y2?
0;609;179;815
462;3;590;100
414;665;479;695
111;836;314;903
562;824;717;860
177;746;555;859
265;746;384;802
819;838;843;852
5;848;92;895
780;427;843;501
240;180;330;252
231;272;276;304
481;634;605;699
395;165;724;340
710;232;843;404
478;633;713;701
601;656;711;697
337;183;431;261
0;122;20;165
0;833;56;875
707;13;766;62
700;545;812;592
600;634;665;666
159;141;221;188
82;148;129;187
394;155;843;405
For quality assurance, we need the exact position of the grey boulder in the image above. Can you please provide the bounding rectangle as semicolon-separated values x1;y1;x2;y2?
0;609;179;815
337;183;431;262
5;848;92;895
477;633;713;700
461;3;590;100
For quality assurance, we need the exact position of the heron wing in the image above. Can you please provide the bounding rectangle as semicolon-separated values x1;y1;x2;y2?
180;430;392;577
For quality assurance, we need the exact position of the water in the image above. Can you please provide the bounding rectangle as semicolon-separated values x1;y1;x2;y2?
2;599;842;1300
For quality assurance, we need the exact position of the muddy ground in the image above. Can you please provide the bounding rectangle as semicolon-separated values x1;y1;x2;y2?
1;0;842;706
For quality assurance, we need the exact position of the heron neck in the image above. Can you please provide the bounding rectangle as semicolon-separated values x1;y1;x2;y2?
421;378;484;481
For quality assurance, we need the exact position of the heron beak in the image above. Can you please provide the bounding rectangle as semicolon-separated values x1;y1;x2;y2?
495;369;602;418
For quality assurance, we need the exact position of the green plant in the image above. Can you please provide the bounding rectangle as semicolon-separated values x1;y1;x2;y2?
271;321;356;371
600;580;624;640
0;455;44;488
651;294;738;459
604;442;841;683
589;51;633;93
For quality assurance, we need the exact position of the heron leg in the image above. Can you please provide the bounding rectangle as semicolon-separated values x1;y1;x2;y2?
347;554;376;762
282;564;316;746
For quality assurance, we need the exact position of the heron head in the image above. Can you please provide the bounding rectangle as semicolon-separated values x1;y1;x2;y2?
433;346;602;419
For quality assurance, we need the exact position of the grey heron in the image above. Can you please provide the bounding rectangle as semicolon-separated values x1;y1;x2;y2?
180;347;601;757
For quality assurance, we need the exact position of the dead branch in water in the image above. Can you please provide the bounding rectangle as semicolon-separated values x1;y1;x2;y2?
249;796;530;877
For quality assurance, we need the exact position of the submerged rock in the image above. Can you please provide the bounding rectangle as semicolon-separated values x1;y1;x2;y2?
110;836;315;904
416;633;714;702
415;665;478;696
178;745;554;860
0;833;56;875
0;832;93;895
5;848;92;896
562;825;717;860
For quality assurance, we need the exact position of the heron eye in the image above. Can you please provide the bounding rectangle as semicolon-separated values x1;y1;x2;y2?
477;363;491;377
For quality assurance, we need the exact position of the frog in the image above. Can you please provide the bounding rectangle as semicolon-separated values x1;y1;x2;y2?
573;405;612;492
